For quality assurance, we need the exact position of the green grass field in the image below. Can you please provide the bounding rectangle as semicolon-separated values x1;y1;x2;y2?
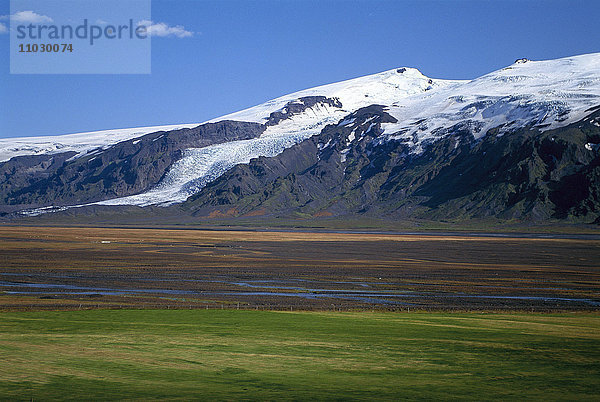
0;310;599;400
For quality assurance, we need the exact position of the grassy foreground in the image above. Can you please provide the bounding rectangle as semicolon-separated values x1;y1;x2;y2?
0;310;599;400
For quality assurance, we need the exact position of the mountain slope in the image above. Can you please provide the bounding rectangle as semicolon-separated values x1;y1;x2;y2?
2;67;448;214
0;121;264;213
2;53;600;221
184;104;600;221
87;53;600;212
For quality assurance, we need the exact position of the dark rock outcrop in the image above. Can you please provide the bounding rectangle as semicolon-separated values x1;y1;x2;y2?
266;96;342;126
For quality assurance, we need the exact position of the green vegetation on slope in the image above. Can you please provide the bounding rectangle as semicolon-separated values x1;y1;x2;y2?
0;310;599;400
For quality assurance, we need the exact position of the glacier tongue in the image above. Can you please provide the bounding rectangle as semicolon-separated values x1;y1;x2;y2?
96;133;310;207
95;98;353;207
12;53;600;213
91;68;443;207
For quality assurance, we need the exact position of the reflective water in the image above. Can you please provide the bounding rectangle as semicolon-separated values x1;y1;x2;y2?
1;276;599;307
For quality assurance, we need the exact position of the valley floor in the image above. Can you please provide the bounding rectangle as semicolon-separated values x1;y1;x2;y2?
0;309;598;400
1;226;599;399
0;226;598;311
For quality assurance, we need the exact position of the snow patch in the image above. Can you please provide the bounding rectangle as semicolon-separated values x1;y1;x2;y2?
365;122;377;135
318;139;332;150
340;147;350;163
347;130;356;143
338;118;356;127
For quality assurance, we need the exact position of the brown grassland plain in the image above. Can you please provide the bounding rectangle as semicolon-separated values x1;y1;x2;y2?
0;226;598;311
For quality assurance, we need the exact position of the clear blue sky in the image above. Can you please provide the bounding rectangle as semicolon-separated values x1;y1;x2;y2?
1;0;599;139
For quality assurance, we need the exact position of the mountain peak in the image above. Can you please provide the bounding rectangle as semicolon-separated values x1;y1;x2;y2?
394;66;426;76
2;53;600;217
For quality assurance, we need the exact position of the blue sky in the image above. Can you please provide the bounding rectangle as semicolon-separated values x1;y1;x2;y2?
1;0;599;139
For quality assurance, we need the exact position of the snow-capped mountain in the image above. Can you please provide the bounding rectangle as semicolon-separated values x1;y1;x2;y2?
0;123;200;163
2;53;600;221
96;67;455;207
381;54;600;152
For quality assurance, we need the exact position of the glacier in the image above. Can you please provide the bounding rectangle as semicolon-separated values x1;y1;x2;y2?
380;53;600;152
10;52;600;213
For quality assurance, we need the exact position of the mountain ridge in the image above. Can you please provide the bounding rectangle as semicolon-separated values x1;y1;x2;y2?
185;104;600;222
2;53;600;222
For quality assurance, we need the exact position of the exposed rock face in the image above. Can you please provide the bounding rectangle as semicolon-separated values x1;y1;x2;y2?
0;120;265;212
186;105;600;222
0;152;76;213
266;96;342;126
